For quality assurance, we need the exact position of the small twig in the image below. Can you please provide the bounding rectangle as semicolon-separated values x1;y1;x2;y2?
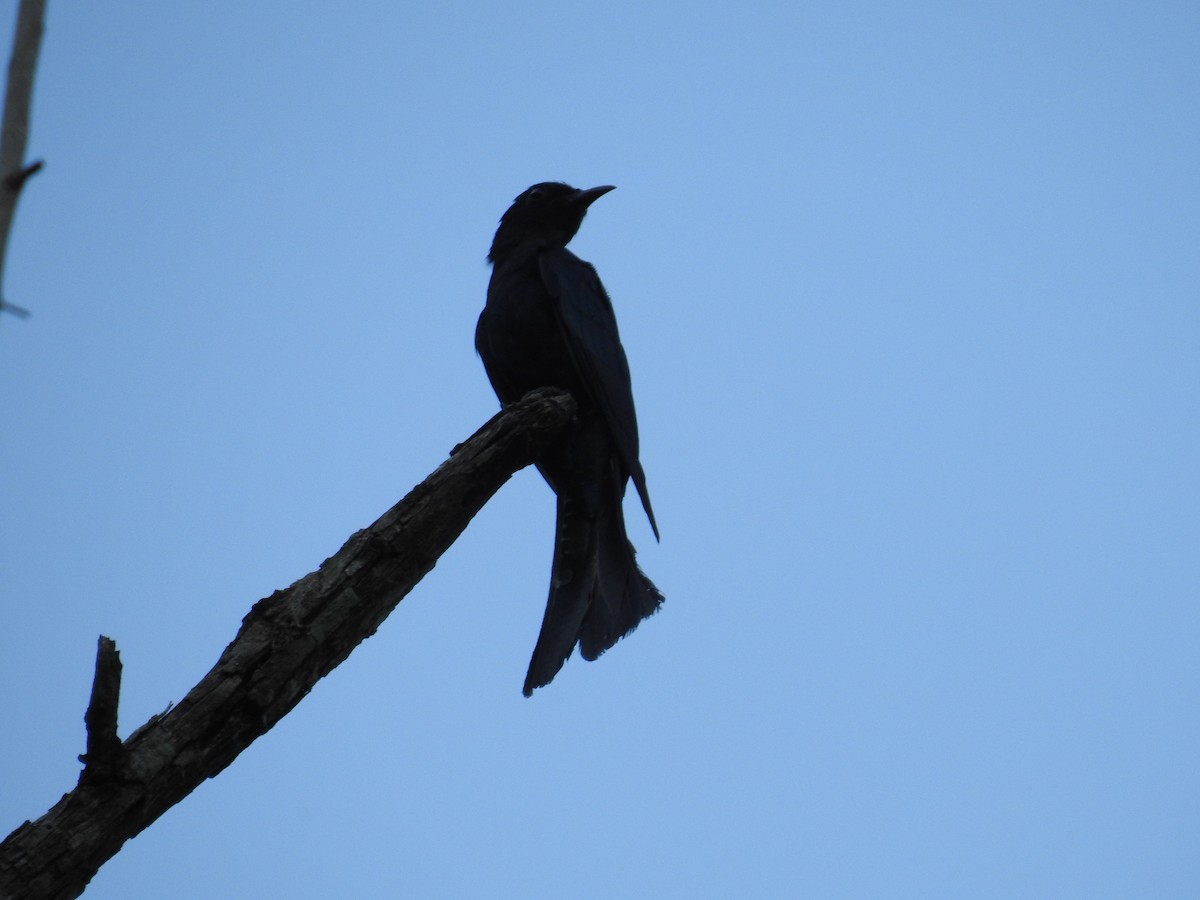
0;297;30;317
4;156;41;190
78;636;123;785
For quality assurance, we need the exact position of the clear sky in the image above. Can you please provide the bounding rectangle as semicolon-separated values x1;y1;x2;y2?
2;2;1197;897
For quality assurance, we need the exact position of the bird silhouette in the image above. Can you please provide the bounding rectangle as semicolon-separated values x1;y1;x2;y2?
476;182;663;695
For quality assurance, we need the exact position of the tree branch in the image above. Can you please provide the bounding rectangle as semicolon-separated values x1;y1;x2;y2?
0;388;576;900
78;637;123;786
0;0;46;320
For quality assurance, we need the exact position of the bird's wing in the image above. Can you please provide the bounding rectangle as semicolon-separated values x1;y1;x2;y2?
539;248;659;539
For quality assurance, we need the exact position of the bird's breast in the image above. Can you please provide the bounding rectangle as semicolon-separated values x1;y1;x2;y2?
478;261;582;405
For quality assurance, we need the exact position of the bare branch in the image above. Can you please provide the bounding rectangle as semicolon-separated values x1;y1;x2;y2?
0;0;46;321
0;388;576;900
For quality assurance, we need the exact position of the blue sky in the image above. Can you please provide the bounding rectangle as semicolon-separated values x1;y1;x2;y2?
1;2;1197;897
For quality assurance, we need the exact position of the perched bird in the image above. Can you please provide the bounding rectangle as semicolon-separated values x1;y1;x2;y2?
476;182;664;696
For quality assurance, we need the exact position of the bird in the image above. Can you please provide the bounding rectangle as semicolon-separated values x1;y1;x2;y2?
475;182;664;696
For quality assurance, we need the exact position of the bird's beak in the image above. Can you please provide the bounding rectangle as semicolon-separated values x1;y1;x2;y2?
578;185;616;207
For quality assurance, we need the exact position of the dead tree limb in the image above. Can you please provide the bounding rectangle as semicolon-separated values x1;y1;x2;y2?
0;0;46;320
0;388;576;900
78;637;123;786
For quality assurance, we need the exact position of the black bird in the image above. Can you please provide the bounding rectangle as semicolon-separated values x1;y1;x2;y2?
476;182;663;696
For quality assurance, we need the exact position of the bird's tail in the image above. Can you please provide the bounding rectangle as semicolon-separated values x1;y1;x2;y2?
522;491;663;697
577;494;663;662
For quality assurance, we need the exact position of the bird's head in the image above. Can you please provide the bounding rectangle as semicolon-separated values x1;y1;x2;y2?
488;182;615;263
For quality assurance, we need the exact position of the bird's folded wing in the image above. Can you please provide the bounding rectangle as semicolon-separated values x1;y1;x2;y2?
539;248;659;539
